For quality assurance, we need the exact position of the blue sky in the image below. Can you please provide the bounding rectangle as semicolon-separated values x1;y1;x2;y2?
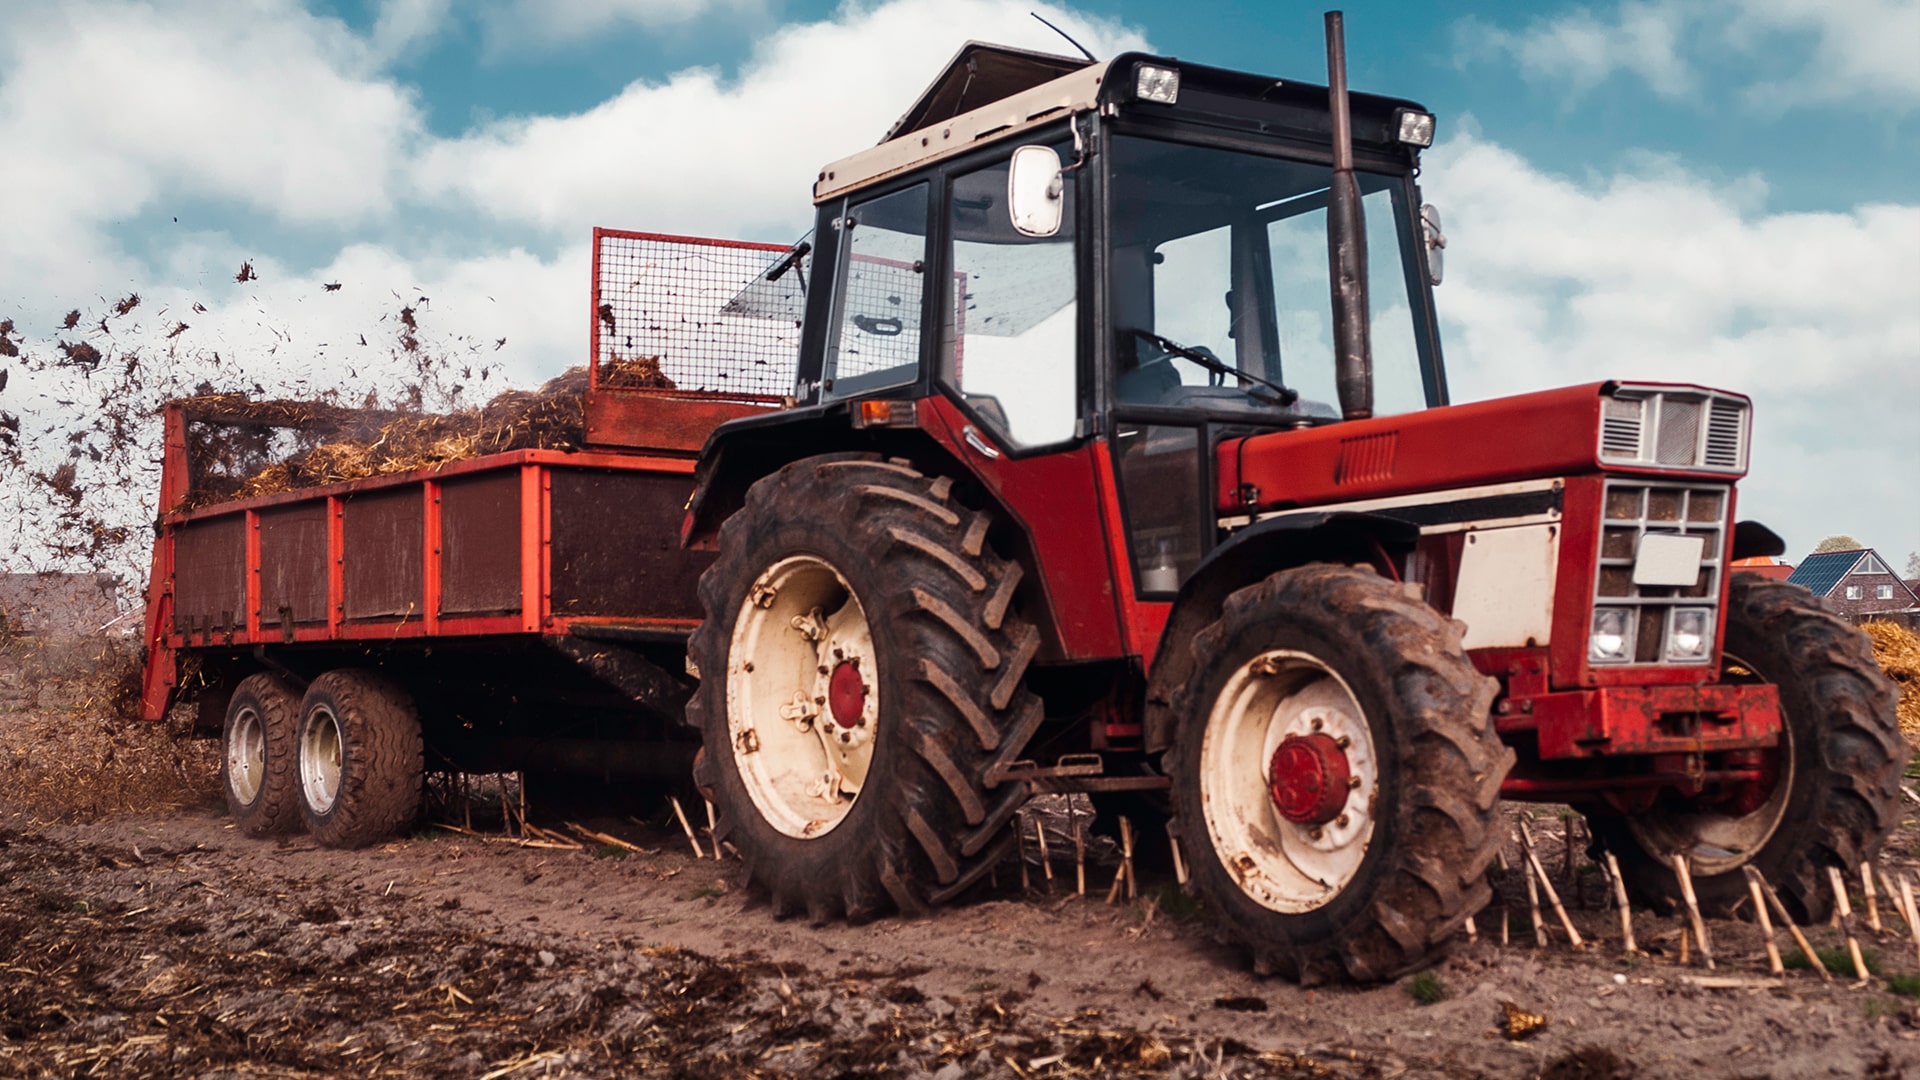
0;0;1915;573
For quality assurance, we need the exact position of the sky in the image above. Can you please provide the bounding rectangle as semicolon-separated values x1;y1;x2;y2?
0;0;1914;572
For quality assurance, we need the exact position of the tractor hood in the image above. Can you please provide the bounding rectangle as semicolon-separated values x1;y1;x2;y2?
1216;381;1753;517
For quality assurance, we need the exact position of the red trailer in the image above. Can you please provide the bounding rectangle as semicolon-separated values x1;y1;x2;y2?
139;230;805;843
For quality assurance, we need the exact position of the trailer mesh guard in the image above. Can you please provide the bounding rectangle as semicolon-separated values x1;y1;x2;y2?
591;230;807;401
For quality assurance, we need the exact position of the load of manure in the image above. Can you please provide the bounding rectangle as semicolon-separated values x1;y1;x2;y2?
175;357;675;508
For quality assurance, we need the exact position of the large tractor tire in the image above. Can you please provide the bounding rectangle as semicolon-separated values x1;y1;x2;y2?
221;672;302;837
1168;565;1511;984
1588;574;1907;923
686;454;1039;922
295;670;425;849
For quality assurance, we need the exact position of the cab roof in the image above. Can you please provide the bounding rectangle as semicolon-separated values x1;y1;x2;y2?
815;44;1431;205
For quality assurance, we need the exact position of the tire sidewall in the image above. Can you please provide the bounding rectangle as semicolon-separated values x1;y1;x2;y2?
221;672;298;835
696;486;927;890
1173;579;1406;951
296;670;421;847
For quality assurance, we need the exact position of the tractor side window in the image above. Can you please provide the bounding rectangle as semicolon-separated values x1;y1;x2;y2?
823;183;929;398
941;151;1078;450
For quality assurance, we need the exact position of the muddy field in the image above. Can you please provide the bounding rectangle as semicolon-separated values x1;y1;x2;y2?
4;651;1920;1078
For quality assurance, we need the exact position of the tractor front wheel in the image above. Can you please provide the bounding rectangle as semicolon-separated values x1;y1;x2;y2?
1169;565;1511;983
1588;574;1907;923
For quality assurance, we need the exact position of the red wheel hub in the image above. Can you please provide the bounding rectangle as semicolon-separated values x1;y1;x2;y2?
1269;733;1352;825
828;661;866;729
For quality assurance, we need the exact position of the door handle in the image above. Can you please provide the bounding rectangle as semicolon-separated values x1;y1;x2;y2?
961;425;1002;460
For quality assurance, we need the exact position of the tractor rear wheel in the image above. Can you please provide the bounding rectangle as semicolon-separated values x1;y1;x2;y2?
687;454;1038;922
1587;574;1907;923
295;670;425;849
222;672;302;837
1169;565;1511;984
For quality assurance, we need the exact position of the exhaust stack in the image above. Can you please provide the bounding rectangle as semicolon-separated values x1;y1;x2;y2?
1324;11;1373;421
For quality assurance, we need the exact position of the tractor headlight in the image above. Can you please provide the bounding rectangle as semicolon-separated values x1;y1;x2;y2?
1394;108;1435;148
1134;63;1180;105
1589;607;1634;663
1666;607;1714;662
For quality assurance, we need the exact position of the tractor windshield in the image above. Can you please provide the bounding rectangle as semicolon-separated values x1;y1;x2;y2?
1108;134;1433;420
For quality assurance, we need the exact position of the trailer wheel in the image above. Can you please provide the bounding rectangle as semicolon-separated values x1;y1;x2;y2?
1588;574;1907;923
221;673;301;837
295;670;425;849
687;454;1039;922
1168;565;1510;984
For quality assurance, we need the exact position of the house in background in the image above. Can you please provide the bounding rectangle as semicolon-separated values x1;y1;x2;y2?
1731;555;1795;581
0;572;125;640
1784;548;1920;625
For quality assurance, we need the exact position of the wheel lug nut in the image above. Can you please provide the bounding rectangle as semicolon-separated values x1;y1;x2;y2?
1335;735;1350;749
814;696;826;705
833;647;844;660
818;665;829;675
1347;776;1361;789
1336;813;1350;828
743;662;754;673
1308;826;1324;840
838;732;850;744
1310;718;1323;731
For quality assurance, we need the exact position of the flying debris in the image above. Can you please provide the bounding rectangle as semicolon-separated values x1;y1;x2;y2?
324;282;342;293
235;261;257;283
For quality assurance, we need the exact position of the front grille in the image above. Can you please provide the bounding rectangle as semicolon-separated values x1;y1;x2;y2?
1597;386;1749;474
1593;480;1729;665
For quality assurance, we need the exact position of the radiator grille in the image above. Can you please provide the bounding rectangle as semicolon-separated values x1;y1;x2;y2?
1597;387;1749;473
1592;480;1729;665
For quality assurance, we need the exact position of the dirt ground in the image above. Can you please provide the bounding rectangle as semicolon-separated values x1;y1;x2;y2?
4;651;1920;1078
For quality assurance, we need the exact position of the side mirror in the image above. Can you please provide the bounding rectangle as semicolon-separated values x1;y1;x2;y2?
1008;145;1065;238
1420;204;1446;286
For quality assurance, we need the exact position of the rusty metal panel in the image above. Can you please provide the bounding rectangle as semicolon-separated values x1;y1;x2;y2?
441;472;522;615
344;487;424;620
259;503;329;626
550;469;710;619
172;516;245;633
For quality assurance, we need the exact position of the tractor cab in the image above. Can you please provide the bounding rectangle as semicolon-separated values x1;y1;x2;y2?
700;41;1445;659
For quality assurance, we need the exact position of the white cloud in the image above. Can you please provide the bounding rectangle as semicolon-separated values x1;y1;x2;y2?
1424;131;1920;557
479;0;770;48
1730;0;1920;107
1460;2;1691;98
370;0;453;64
0;0;424;303
416;0;1147;242
1461;0;1920;109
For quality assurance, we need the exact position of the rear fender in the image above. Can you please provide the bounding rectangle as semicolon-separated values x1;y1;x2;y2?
1142;511;1419;753
682;412;1069;656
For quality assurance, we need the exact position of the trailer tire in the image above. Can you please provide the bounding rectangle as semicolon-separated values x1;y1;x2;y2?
687;454;1039;922
1168;565;1511;984
296;670;425;849
1587;574;1907;923
221;673;302;837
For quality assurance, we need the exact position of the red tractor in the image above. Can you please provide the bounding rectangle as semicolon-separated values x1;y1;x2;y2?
678;16;1906;981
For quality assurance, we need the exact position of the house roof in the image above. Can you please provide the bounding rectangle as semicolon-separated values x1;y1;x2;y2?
1786;550;1871;596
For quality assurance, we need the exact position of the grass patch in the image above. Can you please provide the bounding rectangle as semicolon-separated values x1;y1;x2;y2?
1154;885;1202;922
1884;974;1920;998
1405;971;1446;1006
593;843;630;860
681;883;725;901
1785;945;1880;976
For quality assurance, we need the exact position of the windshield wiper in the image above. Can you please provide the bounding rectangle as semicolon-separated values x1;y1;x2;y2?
1129;328;1299;407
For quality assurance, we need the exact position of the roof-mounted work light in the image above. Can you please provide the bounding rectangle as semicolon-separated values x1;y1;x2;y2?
1134;63;1180;105
1394;108;1435;147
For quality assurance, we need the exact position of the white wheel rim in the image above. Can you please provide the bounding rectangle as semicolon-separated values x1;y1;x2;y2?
227;707;265;806
726;554;879;839
1626;651;1793;875
1198;650;1378;914
300;706;344;815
